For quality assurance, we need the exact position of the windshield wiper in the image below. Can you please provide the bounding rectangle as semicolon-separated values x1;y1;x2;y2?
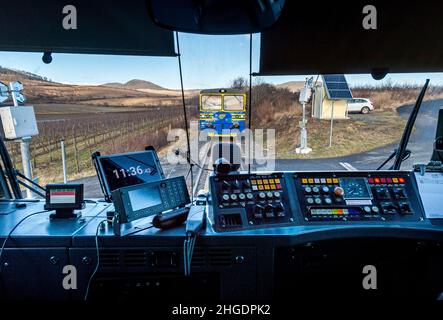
378;79;429;170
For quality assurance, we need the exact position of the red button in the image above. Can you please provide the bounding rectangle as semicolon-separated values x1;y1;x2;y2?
368;178;374;184
387;178;392;183
374;178;381;184
276;184;282;190
398;177;405;183
380;178;387;183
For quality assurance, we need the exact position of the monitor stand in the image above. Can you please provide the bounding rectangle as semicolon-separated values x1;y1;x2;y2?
49;209;81;220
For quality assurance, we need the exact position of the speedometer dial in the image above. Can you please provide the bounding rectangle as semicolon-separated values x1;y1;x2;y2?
339;178;372;199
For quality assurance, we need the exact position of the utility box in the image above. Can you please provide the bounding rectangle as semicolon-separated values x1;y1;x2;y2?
0;106;38;139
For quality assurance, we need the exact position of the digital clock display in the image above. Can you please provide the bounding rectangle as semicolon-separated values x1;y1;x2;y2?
99;151;163;193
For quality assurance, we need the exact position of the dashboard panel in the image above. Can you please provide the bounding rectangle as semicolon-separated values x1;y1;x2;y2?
208;171;425;232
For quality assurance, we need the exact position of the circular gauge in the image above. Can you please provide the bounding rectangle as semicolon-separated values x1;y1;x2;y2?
339;178;372;199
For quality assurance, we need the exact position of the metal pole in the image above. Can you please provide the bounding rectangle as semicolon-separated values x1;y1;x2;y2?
329;101;335;147
9;82;18;106
61;139;68;183
20;137;33;198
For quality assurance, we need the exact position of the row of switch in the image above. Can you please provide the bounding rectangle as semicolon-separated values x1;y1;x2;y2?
252;202;285;220
306;196;343;205
222;191;281;202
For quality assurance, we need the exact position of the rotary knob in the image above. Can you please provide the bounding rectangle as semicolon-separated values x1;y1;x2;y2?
222;194;230;201
258;192;266;200
304;186;312;194
312;187;320;194
238;193;246;200
266;191;274;199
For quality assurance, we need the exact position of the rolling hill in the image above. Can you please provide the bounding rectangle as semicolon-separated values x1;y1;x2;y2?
102;79;165;90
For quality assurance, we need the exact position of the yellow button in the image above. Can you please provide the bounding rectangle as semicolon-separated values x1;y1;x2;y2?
269;179;275;184
264;185;270;190
257;180;263;184
326;178;332;184
275;179;280;184
251;180;257;185
392;178;398;183
263;179;269;184
308;178;314;184
258;185;264;190
270;184;276;189
332;178;339;184
302;178;308;184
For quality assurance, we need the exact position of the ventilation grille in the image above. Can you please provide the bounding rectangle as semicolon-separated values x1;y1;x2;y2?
124;250;148;267
98;248;233;268
191;248;232;267
208;249;232;266
100;250;120;267
220;214;242;228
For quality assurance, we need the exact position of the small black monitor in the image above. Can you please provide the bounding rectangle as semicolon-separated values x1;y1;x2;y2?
93;150;164;201
44;184;85;219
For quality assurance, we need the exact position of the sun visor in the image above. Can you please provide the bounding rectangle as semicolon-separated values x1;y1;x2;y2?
0;0;175;56
258;1;443;76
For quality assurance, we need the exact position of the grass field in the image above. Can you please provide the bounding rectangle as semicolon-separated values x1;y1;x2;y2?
276;111;406;159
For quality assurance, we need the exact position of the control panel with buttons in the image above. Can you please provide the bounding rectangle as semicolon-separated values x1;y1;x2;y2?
294;172;424;222
209;173;294;231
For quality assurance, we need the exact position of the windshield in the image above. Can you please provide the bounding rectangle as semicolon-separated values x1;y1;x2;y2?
201;95;222;111
0;33;441;198
223;95;244;111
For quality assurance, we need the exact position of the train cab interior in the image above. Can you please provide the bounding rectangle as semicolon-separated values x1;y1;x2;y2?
1;0;443;313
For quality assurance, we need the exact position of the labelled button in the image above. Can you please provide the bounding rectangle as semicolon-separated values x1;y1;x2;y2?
302;178;308;184
274;179;281;184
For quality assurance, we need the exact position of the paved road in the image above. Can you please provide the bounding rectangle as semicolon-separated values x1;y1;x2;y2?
272;99;443;172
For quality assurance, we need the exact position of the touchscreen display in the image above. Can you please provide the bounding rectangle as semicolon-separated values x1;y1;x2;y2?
128;186;162;211
99;151;162;192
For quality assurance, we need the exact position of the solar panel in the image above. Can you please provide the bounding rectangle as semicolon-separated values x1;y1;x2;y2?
322;74;353;100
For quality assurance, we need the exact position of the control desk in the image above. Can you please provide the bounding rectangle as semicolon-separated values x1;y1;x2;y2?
208;171;424;232
0;170;443;302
